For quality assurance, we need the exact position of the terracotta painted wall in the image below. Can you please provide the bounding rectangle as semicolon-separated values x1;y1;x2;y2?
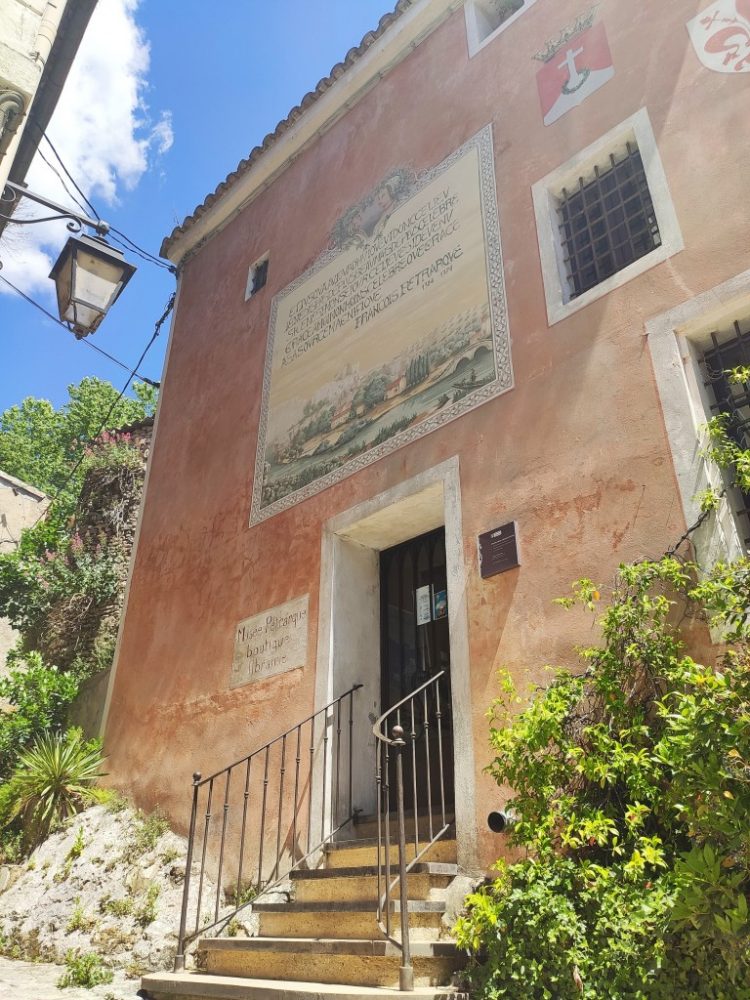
104;0;747;871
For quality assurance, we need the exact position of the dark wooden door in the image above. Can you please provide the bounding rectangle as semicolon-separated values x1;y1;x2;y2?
380;527;454;811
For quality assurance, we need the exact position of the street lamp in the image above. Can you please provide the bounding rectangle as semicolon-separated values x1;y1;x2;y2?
0;179;137;337
48;234;136;339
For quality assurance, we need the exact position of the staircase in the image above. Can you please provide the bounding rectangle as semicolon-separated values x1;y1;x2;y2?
140;676;466;998
141;816;465;999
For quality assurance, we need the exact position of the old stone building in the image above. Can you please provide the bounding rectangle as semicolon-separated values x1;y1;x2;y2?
0;0;97;212
105;1;750;994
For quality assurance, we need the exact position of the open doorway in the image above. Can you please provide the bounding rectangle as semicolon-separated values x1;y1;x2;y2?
315;458;478;871
380;527;454;812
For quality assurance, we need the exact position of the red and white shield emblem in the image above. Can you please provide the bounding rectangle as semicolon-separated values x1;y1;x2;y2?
687;0;750;73
537;22;615;127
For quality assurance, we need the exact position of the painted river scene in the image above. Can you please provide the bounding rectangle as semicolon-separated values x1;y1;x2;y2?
260;303;495;508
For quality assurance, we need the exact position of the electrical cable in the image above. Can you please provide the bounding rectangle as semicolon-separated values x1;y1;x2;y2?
34;146;93;222
108;231;175;273
0;272;160;387
34;123;177;274
27;121;177;274
109;226;176;274
32;122;100;221
30;290;176;529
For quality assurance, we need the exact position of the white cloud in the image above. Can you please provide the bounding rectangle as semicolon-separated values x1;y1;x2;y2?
0;0;173;296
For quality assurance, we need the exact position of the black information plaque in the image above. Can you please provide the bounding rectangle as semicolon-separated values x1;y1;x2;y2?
478;521;520;579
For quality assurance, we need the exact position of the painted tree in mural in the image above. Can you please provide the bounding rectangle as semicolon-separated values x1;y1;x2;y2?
455;406;750;996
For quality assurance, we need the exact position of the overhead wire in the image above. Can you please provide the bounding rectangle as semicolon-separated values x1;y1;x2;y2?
30;290;176;529
109;226;176;273
0;271;159;387
30;119;177;273
32;121;100;220
34;145;93;222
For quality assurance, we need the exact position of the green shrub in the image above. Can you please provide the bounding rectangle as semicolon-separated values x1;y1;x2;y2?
122;809;169;860
0;652;79;779
57;950;113;989
3;729;106;847
66;898;95;934
100;895;133;918
456;558;750;999
135;883;160;926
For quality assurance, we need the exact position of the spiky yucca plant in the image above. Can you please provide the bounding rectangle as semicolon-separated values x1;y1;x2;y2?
6;729;106;845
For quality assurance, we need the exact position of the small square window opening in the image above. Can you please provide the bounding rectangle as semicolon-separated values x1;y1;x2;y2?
245;255;269;301
556;143;662;301
466;0;537;54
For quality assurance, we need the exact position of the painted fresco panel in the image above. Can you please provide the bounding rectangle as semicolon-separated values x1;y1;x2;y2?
250;126;511;524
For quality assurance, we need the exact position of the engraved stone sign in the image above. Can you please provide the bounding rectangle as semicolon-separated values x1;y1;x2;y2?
250;126;512;524
231;595;309;688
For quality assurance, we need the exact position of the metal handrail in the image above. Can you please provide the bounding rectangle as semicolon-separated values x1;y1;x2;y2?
174;683;363;970
373;671;450;992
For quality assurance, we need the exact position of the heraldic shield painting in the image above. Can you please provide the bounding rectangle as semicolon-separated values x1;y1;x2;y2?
687;0;750;73
250;126;512;525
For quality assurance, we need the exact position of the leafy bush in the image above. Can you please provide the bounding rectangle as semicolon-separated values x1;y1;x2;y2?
57;950;113;989
0;651;79;779
3;729;106;847
455;558;750;999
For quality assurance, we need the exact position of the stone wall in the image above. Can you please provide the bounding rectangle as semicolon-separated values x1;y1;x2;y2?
63;419;152;735
0;0;64;188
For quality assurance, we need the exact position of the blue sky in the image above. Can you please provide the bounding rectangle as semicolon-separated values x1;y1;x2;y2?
0;0;393;413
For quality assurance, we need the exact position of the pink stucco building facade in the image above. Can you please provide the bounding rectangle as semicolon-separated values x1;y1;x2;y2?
104;0;750;880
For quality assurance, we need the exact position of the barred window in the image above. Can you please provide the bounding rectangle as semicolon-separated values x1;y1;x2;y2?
557;143;662;301
700;319;750;546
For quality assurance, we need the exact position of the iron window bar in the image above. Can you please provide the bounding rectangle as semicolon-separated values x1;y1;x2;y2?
557;142;662;300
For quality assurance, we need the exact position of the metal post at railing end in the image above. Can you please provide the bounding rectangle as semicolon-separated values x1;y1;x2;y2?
391;724;413;991
174;771;202;972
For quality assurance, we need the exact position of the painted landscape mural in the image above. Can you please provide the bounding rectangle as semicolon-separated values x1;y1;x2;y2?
250;127;511;524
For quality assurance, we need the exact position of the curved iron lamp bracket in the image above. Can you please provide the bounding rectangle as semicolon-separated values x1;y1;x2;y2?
0;180;109;236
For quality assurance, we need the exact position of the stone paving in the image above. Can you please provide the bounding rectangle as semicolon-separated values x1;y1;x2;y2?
0;957;142;999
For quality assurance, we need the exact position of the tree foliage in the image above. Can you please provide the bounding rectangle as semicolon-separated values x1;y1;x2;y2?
0;377;155;510
0;378;154;672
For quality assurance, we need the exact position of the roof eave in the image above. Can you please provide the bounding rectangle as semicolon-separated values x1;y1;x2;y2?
161;0;462;267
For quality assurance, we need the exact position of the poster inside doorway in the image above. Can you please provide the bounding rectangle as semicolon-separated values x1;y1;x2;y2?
250;126;512;524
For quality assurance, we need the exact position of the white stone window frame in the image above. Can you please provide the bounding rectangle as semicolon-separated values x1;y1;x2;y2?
244;252;270;302
647;270;750;569
532;108;684;327
465;0;539;57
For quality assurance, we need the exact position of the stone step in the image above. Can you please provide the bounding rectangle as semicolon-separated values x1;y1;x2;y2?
350;814;454;841
291;863;457;904
324;838;457;870
254;899;446;940
194;937;463;989
141;971;468;1000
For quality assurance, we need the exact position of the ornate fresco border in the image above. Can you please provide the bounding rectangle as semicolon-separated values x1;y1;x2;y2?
249;124;512;526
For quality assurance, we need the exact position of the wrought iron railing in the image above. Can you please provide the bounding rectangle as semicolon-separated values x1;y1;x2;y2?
373;671;451;992
174;683;362;970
